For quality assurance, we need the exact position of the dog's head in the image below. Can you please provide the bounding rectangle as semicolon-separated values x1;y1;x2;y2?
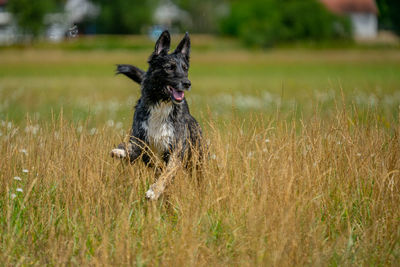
143;30;191;104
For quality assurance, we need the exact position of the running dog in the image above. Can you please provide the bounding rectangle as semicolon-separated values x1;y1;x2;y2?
111;31;202;200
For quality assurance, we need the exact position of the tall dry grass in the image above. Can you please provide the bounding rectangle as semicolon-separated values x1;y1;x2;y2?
0;103;399;266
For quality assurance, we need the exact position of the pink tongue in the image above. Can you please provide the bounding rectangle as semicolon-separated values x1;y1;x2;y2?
173;90;184;101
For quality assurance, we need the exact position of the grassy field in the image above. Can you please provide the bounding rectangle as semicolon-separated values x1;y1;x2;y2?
0;37;400;265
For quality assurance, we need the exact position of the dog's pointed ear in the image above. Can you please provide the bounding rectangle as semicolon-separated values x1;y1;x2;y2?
174;32;190;60
154;30;171;55
116;64;145;85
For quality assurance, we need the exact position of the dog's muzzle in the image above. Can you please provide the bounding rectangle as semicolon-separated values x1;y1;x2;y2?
167;85;185;103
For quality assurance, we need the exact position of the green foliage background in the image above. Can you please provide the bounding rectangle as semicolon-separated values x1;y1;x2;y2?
89;0;158;34
220;0;351;47
376;0;400;34
7;0;59;38
172;0;227;33
5;0;400;45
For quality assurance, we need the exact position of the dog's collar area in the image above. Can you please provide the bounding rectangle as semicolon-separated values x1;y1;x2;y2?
167;85;185;103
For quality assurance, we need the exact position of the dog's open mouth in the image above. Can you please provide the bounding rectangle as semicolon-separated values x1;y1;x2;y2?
167;85;184;103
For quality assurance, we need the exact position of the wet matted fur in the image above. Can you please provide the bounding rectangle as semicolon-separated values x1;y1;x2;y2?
111;31;202;200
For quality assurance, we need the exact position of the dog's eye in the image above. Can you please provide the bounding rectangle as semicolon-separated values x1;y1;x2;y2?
165;64;176;71
182;64;188;71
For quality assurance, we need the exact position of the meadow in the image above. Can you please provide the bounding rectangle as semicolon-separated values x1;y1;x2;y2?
0;36;399;265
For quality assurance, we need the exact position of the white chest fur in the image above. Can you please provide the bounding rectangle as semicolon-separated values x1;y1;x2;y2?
142;101;174;156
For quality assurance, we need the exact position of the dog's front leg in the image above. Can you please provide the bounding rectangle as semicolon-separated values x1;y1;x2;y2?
146;154;180;200
110;141;142;162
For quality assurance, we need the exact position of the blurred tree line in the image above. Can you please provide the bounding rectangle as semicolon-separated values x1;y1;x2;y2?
87;0;224;34
89;0;157;34
219;0;350;47
7;0;62;38
376;0;400;34
172;0;227;33
6;0;400;44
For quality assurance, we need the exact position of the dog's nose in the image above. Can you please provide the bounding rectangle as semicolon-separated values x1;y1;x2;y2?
182;80;191;89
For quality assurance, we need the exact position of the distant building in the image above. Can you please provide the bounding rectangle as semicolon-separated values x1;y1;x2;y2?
0;0;16;44
45;0;98;41
320;0;378;38
0;0;98;44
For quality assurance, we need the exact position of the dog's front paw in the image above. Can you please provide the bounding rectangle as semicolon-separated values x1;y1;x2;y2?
110;148;127;159
145;185;162;200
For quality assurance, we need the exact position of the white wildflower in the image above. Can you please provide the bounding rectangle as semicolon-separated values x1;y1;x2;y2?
106;120;115;127
265;138;270;143
14;176;22;181
16;188;23;193
107;101;119;112
25;125;39;135
19;149;28;155
22;169;29;173
90;128;97;135
77;126;83;133
211;154;217;160
11;193;17;199
235;95;263;109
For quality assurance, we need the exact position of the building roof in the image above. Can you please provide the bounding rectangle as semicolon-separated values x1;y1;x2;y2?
320;0;378;14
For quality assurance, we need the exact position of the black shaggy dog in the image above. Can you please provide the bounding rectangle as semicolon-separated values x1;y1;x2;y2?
111;31;202;200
